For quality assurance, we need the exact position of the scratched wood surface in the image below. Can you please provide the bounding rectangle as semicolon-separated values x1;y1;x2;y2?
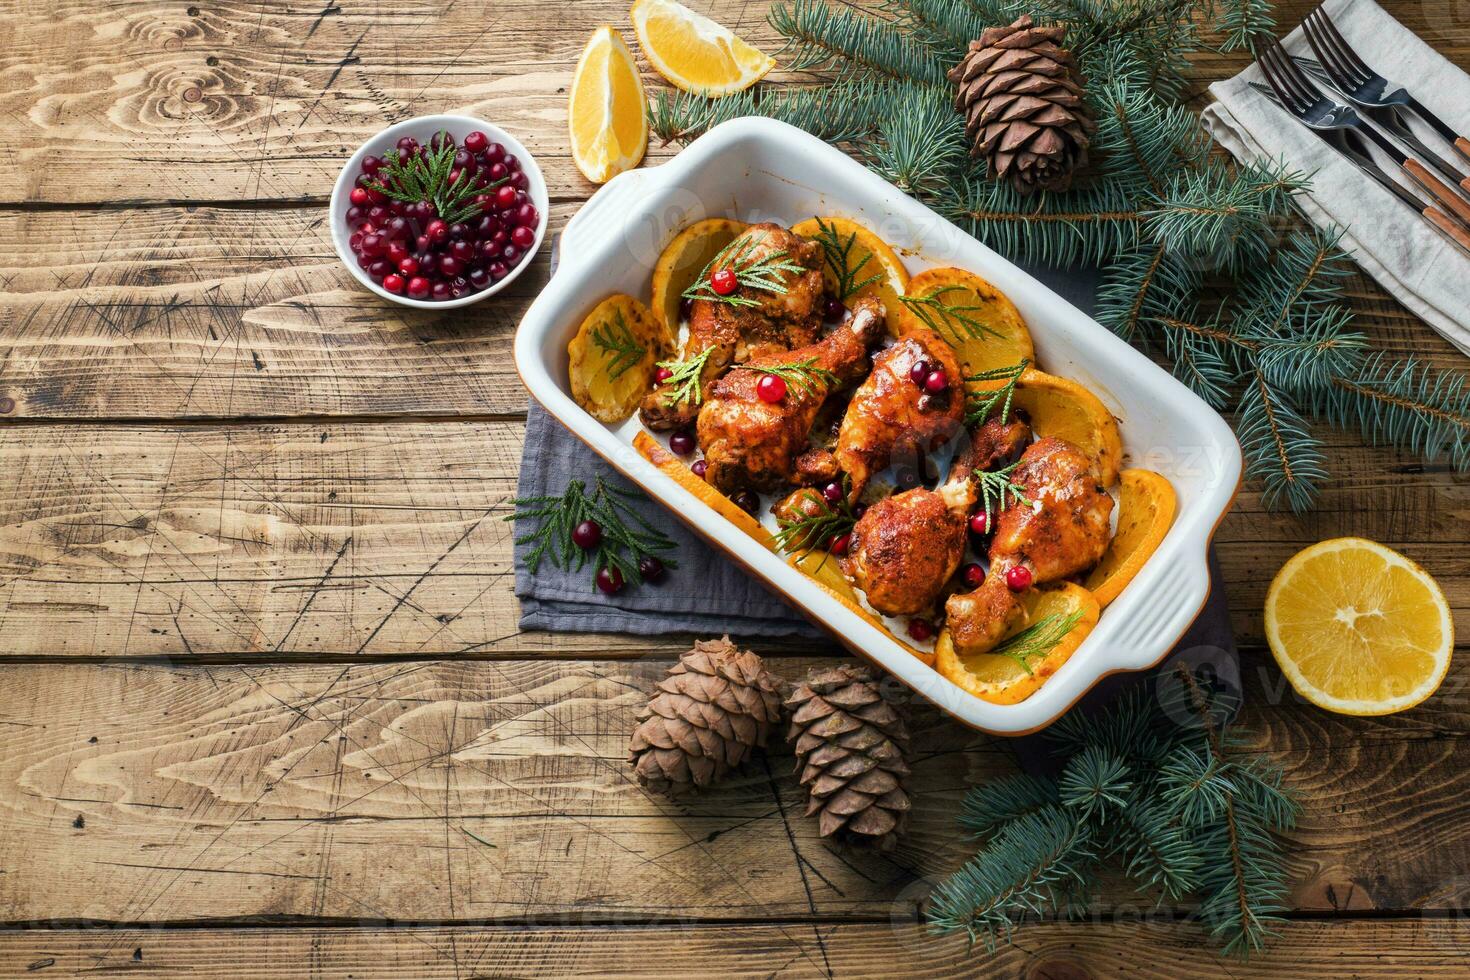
2;0;1469;977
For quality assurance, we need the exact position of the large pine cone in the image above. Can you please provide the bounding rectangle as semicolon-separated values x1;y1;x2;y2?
787;664;912;850
948;15;1095;194
629;637;784;795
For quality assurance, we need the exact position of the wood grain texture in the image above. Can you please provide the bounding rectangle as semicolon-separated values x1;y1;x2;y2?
2;919;1467;978
0;659;1465;927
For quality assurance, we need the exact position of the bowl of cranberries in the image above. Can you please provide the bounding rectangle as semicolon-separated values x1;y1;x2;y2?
332;114;549;308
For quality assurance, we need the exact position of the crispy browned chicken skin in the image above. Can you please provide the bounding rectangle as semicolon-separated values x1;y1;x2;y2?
697;297;886;493
639;223;827;431
842;416;1030;617
945;436;1114;655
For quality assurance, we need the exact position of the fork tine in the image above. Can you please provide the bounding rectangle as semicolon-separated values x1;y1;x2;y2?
1260;41;1318;111
1299;13;1350;88
1309;7;1373;84
1255;43;1304;114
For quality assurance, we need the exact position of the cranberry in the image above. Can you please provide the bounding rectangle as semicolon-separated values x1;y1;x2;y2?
638;556;665;583
483;142;505;163
488;162;509;182
962;562;985;588
431;281;451;301
495;184;517;209
346;205;364;224
428;131;453;151
397;148;413;165
476;215;502;239
506;155;521;172
425;219;449;243
349;186;370;207
510;225;535;250
907;618;935;642
367;205;388;225
398;257;420;276
383;242;406;266
439;255;464;277
678;297;694;322
669;431;696;456
450;240;475;261
502;244;521;262
468;266;492;289
414;200;434;222
479;241;501;261
1005;565;1033;592
596;566;625;595
449;222;468;240
367;258;391;280
655;366;675;384
453;149;473;170
909;360;931;386
361;233;386;256
829;532;852;557
365;186;387;205
710;267;739;296
732;490;760;515
463;131;488;154
754;375;785;403
349;231;363;251
924;369;949;394
515;203;539;228
415;234;431;253
450;277;469;297
407;276;430;298
357;252;373;270
969;512;989;536
361;155;382;175
386;216;409;240
357;221;376;235
491;230;509;248
511;172;529;190
824;298;847;322
821;482;843;504
382;273;405;294
691;459;709;480
488;261;509;281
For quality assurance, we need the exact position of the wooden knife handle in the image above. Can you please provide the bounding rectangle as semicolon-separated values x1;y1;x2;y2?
1424;206;1470;255
1404;158;1470;229
1456;137;1470;163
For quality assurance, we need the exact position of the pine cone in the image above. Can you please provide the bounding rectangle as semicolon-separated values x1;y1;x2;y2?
629;637;784;795
787;664;911;850
948;15;1096;195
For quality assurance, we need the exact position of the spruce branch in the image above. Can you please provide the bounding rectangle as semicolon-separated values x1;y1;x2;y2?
771;0;947;83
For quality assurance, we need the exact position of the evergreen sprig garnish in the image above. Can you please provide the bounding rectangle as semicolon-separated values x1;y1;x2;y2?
655;348;715;407
772;486;858;554
368;130;505;225
508;477;677;590
758;356;839;395
648;0;1470;513
927;667;1300;959
965;359;1029;427
810;217;883;299
899;285;1004;342
592;310;647;381
974;459;1030;524
682;234;807;307
990;609;1083;675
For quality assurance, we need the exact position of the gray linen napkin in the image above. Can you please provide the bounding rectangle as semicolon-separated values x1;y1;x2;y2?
1202;0;1470;355
515;263;1145;637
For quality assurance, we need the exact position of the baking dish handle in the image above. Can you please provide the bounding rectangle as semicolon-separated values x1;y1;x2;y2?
558;168;653;276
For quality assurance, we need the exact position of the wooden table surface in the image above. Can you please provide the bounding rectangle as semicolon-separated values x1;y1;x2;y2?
1;0;1468;976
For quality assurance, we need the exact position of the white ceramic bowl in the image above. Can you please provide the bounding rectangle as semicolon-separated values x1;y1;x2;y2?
515;118;1243;734
330;113;549;309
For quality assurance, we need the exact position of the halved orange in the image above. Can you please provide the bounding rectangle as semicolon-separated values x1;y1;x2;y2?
791;217;909;334
896;268;1033;387
631;0;775;96
633;431;774;550
1265;538;1452;716
1085;469;1176;607
649;218;748;331
1011;368;1123;487
936;583;1100;705
569;26;647;184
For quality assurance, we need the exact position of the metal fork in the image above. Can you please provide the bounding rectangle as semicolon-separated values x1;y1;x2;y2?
1254;40;1470;255
1297;6;1470;169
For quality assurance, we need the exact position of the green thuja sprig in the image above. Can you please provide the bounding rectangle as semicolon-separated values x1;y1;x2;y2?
508;477;678;591
965;359;1029;427
655;348;715;408
758;356;840;395
900;285;1004;342
369;130;505;225
682;234;807;308
772;484;858;554
974;459;1030;525
592;310;647;381
989;609;1084;676
810;217;883;299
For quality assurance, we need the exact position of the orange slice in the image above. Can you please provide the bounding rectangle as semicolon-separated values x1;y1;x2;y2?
649;218;748;331
633;431;774;549
631;0;776;96
1085;469;1176;607
1265;538;1452;716
567;295;673;423
791;217;909;334
569;26;648;185
936;583;1100;705
1011;368;1123;487
896;268;1033;387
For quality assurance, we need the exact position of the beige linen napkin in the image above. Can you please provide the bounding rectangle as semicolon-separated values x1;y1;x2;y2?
1202;0;1470;357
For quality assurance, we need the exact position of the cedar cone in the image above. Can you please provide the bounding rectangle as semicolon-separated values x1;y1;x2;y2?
948;14;1096;194
628;636;784;795
787;664;912;850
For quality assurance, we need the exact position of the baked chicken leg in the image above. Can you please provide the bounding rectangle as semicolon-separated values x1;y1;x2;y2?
945;436;1113;655
639;223;827;431
697;297;886;493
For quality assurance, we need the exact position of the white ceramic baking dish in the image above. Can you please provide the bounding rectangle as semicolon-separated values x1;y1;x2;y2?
515;117;1242;734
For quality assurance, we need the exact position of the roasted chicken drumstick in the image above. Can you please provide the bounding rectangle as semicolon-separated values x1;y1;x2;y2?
639;223;827;431
697;297;886;493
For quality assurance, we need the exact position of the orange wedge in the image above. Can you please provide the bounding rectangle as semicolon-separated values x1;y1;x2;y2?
633;431;774;550
897;267;1033;385
791;217;909;334
569;26;648;185
1011;369;1123;487
631;0;775;96
1265;538;1452;716
1085;469;1176;607
936;583;1100;705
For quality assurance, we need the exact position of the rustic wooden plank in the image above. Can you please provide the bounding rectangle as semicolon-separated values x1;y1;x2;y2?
2;918;1467;978
0;659;1465;926
0;420;1465;657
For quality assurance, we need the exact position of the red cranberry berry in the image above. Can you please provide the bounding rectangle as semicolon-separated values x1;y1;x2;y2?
483;142;505;163
669;430;696;456
387;241;409;265
450;240;475;262
349;232;364;251
829;532;852;557
756;374;787;403
511;172;529;190
405;276;428;299
346;205;364;224
367;258;391;280
1005;565;1034;592
385;216;409;240
962;562;985;588
732;490;760;515
495;185;517;209
596;566;625;595
969;512;990;536
824;297;847;322
924;369;949;394
431;281;451;300
476;215;502;239
655;366;675;384
572;519;602;550
822;481;844;504
469;266;492;289
361;155;382;175
453;149;474;171
710;267;739;296
439;255;463;277
488;162;509;182
488;261;509;281
515;203;539;228
426;219;449;243
382;273;405;295
691;459;709;480
502;245;522;263
429;131;453;151
415;234;431;252
907;617;935;642
510;225;536;250
398;257;420;276
909;360;931;386
349;186;370;207
464;130;488;154
638;556;665;583
367;204;389;225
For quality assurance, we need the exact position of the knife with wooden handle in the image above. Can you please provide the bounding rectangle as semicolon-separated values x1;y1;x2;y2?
1402;159;1470;233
